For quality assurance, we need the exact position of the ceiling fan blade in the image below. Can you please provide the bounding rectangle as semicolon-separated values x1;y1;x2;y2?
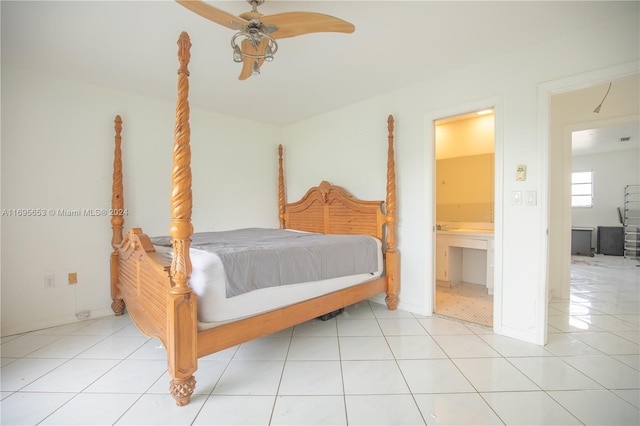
176;0;248;30
238;38;267;80
262;12;355;39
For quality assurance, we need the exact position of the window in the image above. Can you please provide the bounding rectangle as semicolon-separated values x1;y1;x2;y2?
572;170;593;207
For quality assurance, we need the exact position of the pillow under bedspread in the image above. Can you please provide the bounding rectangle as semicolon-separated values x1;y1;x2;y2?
151;228;379;297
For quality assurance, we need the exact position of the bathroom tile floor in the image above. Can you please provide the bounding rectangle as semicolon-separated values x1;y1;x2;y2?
435;281;493;327
1;256;639;425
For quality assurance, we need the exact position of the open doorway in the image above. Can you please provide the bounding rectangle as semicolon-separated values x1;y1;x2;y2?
543;70;639;345
571;122;640;258
433;109;496;327
547;74;640;303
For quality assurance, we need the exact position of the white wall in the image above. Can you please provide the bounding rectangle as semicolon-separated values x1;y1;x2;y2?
1;66;281;335
283;8;639;344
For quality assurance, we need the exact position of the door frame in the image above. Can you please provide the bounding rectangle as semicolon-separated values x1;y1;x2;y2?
538;60;639;344
426;95;504;332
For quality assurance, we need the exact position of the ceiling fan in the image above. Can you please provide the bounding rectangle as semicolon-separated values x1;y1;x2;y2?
176;0;355;80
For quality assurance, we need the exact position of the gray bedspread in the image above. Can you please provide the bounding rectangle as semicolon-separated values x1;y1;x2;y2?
151;228;379;297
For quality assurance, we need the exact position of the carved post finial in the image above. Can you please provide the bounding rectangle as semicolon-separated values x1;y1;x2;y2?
110;114;126;316
177;32;191;77
385;114;399;310
278;145;285;229
111;115;124;249
386;115;397;251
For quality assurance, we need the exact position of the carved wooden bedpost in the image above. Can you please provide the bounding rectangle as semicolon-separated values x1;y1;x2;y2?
167;31;198;406
278;144;285;229
384;115;399;310
110;115;126;316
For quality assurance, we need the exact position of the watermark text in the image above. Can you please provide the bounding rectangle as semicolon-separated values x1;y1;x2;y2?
1;208;128;217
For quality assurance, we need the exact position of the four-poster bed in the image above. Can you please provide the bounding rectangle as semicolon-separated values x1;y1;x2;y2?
109;32;400;406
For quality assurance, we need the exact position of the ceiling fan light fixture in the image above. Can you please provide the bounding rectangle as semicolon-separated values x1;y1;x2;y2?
264;45;274;62
230;29;278;67
252;60;261;76
232;45;243;62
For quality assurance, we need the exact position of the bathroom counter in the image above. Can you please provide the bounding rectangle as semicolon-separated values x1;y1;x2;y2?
436;230;494;293
438;229;494;235
437;228;493;235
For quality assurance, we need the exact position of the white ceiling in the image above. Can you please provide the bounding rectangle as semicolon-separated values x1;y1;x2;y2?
1;1;635;126
572;124;640;157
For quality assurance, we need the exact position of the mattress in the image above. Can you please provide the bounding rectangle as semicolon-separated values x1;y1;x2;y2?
153;235;383;323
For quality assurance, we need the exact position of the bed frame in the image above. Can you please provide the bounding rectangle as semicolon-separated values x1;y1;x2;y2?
109;32;399;406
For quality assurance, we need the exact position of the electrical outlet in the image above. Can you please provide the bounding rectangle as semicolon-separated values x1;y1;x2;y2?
76;310;91;320
44;275;55;289
68;272;77;285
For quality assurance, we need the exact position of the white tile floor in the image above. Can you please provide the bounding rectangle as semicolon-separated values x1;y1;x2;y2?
1;258;639;425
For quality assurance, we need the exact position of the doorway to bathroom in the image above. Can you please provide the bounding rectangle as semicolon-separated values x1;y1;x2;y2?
434;109;496;327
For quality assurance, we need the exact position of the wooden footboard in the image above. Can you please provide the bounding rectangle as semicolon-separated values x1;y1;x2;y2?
115;229;172;338
110;31;399;407
113;225;196;405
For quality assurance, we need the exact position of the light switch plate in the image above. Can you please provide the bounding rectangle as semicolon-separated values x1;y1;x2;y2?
526;191;537;206
512;191;522;205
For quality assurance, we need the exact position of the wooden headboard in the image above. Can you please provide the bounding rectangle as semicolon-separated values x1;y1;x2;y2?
283;181;385;240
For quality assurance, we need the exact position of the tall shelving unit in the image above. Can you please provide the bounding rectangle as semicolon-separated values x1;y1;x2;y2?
623;184;640;259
